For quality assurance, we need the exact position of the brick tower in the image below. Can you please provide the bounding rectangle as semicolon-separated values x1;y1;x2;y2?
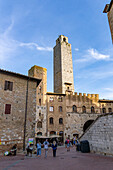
53;35;74;94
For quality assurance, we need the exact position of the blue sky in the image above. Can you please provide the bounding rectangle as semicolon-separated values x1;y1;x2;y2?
0;0;113;99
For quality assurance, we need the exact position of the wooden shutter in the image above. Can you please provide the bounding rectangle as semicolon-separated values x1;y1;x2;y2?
5;104;11;114
4;81;8;90
9;82;13;91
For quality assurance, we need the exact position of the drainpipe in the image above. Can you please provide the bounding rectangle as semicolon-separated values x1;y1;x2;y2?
23;78;29;151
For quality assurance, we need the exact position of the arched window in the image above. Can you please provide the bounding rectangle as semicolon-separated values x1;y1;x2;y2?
59;106;63;112
72;105;77;112
82;106;86;113
91;106;95;113
108;108;112;113
37;121;42;128
102;108;106;113
59;118;63;124
49;117;53;124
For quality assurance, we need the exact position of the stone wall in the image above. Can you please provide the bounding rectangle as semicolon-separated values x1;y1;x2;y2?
80;113;113;155
0;71;38;153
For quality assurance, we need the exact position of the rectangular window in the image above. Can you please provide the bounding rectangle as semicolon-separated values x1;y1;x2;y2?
5;104;11;114
4;81;13;91
49;106;54;112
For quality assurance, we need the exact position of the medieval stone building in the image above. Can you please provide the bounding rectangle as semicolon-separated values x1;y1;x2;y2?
0;69;41;152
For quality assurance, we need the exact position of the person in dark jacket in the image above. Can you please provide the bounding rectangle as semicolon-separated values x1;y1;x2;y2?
10;144;17;156
52;141;57;157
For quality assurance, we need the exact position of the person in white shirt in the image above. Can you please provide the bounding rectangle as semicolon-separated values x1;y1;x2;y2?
43;139;49;158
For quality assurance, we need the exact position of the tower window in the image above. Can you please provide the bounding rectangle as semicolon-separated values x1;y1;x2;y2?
39;86;41;93
63;38;66;42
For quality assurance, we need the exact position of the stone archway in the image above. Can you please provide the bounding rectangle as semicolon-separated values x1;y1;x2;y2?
83;120;94;132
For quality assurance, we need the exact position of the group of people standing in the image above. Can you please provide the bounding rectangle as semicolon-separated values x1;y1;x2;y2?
26;139;57;158
26;137;79;158
37;139;57;158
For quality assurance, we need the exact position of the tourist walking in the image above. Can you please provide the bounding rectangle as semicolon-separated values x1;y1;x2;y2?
43;139;49;158
52;141;57;157
73;137;76;146
37;140;41;156
66;138;70;151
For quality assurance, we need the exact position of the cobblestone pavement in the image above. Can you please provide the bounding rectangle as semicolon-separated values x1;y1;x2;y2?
0;147;113;170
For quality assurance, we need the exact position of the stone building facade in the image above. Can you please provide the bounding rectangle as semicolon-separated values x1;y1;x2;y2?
0;69;41;152
103;0;113;43
46;93;66;141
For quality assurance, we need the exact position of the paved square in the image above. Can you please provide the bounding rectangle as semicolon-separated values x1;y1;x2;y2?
0;147;113;170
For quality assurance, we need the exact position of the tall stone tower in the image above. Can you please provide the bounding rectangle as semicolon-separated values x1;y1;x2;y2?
28;65;47;136
53;35;74;94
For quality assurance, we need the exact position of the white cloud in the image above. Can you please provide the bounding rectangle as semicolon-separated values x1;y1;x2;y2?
20;42;53;51
76;48;111;64
103;88;113;92
0;20;19;65
0;21;52;66
75;48;79;51
88;48;110;60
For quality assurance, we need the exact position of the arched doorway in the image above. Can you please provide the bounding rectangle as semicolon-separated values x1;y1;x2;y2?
83;120;94;132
